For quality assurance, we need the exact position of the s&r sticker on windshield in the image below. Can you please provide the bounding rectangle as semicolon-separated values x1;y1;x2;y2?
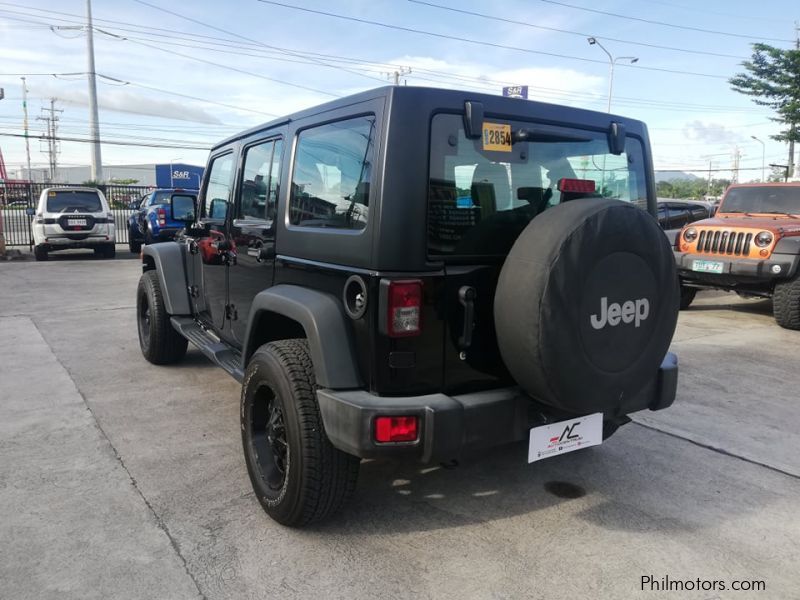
482;122;512;152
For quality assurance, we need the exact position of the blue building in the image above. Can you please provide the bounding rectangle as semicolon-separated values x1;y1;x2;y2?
155;163;204;189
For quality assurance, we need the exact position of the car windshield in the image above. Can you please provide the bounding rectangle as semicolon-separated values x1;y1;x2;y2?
46;190;103;213
720;186;800;215
428;113;649;256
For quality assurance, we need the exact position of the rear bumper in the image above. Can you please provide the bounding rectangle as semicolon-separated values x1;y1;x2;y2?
318;352;678;462
151;227;181;241
36;235;115;250
674;250;799;285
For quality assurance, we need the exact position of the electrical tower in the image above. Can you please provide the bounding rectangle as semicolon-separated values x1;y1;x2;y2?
37;99;62;182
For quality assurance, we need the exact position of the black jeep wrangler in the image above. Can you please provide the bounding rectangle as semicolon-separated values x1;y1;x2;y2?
136;86;680;527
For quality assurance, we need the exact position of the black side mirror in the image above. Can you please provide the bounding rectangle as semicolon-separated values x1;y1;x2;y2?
209;198;228;221
170;193;196;222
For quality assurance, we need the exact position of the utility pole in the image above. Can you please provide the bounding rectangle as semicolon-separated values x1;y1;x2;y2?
731;146;742;184
21;77;32;182
385;66;411;86
38;98;62;182
86;0;103;182
789;22;799;179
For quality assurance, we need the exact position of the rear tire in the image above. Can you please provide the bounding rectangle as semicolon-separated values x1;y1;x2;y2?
104;244;116;259
129;231;142;254
241;339;360;527
773;273;800;330
136;270;188;364
34;246;48;261
679;286;697;310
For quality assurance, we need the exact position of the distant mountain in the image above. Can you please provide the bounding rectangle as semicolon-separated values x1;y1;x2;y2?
654;171;701;183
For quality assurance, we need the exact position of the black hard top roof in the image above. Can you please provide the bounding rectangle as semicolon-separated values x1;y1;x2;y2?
211;85;649;151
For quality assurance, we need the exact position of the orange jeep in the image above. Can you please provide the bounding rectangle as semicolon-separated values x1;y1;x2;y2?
674;182;800;329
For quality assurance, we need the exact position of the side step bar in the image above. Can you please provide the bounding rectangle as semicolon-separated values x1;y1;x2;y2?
170;316;244;383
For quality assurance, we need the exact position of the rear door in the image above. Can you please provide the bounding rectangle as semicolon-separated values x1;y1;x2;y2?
229;134;284;345
427;112;652;392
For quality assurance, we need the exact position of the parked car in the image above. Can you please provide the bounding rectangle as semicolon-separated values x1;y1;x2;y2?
32;187;116;261
657;199;714;231
134;86;680;526
674;182;800;327
127;188;197;253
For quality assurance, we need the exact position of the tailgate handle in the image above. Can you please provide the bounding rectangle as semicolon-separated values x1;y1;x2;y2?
458;286;476;349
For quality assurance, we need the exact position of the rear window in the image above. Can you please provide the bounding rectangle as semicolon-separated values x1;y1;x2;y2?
46;190;103;213
721;186;800;214
428;113;649;256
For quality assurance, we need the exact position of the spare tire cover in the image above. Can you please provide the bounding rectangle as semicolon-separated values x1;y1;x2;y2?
494;198;678;413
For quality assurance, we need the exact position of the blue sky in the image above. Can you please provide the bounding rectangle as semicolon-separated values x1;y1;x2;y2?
0;0;797;181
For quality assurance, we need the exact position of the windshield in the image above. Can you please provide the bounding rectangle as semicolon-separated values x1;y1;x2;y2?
428;113;649;256
720;186;800;214
46;190;103;213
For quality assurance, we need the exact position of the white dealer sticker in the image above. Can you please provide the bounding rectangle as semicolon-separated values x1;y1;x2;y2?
528;412;603;463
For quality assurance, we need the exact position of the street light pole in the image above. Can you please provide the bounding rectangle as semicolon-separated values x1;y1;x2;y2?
751;135;765;182
587;37;638;113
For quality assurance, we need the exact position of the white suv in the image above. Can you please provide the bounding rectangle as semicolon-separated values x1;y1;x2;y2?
32;187;116;261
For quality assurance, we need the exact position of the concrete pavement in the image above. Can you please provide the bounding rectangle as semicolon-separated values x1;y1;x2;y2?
0;258;798;599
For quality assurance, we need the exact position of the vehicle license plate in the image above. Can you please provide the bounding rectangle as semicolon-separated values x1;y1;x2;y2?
692;259;723;274
67;218;87;227
528;412;603;463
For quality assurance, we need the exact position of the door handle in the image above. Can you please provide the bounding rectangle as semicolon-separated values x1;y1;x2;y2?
458;286;476;349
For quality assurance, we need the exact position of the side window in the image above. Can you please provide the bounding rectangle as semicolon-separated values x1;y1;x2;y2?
204;153;235;221
239;139;283;221
289;116;375;230
240;141;275;221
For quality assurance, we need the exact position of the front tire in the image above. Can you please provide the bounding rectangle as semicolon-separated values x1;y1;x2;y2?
136;270;188;364
241;339;360;527
773;273;800;330
34;245;48;261
679;285;697;310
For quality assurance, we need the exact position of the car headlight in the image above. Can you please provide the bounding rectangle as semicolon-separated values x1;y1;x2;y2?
755;231;773;247
683;227;698;243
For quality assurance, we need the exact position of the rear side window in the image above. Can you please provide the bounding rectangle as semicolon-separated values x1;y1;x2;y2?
428;113;648;256
240;138;283;221
46;190;102;213
289;116;375;230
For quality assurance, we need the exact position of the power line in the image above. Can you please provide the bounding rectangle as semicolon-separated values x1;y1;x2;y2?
255;0;731;79
0;130;209;149
538;0;795;44
128;0;387;85
0;6;769;113
639;0;785;23
408;0;746;59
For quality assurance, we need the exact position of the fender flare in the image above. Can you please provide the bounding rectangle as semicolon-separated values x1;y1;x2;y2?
142;242;191;315
243;285;362;389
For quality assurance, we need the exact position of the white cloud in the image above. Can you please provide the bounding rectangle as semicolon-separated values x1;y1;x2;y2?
682;120;742;145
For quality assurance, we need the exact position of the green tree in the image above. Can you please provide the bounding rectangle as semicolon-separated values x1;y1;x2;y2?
730;43;800;172
109;178;139;185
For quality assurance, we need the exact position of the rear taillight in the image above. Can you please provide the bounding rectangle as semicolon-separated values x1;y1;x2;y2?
157;208;166;226
107;212;114;224
387;280;422;337
374;416;418;443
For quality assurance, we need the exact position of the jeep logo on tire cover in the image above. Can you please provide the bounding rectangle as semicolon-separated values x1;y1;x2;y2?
590;297;650;330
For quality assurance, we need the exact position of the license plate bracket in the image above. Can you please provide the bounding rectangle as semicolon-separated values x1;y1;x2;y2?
528;412;603;463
